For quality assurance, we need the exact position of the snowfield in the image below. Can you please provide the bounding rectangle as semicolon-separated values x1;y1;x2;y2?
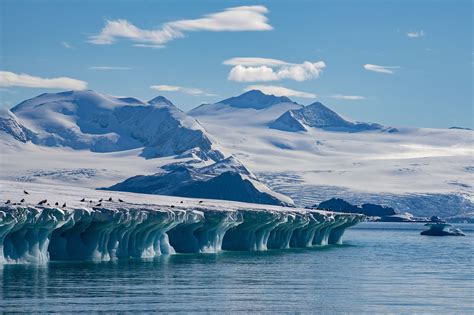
1;89;473;218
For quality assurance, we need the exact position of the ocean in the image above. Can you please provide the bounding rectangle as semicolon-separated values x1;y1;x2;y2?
1;222;472;313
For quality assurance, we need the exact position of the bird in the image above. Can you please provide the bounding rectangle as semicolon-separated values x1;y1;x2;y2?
62;203;66;207
96;203;102;207
20;198;25;203
98;198;103;202
55;202;59;206
38;199;47;205
198;200;203;204
5;200;11;204
80;198;85;202
170;205;175;208
23;190;29;195
108;197;112;202
180;201;184;204
118;198;124;203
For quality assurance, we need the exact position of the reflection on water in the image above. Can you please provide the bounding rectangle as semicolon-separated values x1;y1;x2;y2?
1;223;473;313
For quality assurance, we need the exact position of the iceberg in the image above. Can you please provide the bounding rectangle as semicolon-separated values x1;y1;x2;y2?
0;202;363;264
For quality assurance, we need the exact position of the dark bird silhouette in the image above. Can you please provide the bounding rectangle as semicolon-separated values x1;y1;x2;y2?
198;200;203;204
89;200;93;203
62;203;66;207
108;197;112;201
38;199;47;205
170;205;175;208
20;198;25;203
80;198;85;202
96;203;102;207
118;198;124;202
55;202;59;206
23;190;29;195
98;198;103;202
180;201;184;204
5;200;11;204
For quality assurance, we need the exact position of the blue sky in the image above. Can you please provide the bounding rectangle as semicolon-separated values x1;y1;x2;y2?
1;0;472;128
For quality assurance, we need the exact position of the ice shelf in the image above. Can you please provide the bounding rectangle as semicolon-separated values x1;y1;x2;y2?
0;182;364;263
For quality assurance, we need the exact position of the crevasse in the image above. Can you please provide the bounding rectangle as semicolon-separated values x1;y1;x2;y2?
0;205;364;264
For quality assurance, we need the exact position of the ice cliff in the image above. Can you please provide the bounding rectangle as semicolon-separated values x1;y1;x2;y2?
0;201;363;264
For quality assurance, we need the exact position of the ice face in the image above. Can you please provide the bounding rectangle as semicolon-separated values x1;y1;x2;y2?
0;204;364;264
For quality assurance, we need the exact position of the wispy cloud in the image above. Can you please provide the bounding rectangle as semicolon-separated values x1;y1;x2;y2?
363;64;400;74
89;6;272;47
133;44;165;49
0;71;87;90
61;41;73;49
244;85;316;98
89;66;133;70
151;84;215;96
330;94;365;100
407;30;425;38
225;57;326;82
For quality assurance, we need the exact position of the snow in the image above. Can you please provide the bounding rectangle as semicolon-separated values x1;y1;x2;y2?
10;90;223;160
0;181;363;263
188;92;474;217
105;156;294;206
0;89;472;218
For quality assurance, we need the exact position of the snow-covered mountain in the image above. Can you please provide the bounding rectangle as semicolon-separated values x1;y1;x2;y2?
0;107;34;142
0;89;472;217
105;156;293;206
270;101;394;132
188;91;474;218
9;90;223;160
218;89;296;109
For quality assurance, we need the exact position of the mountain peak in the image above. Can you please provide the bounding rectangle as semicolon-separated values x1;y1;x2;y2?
148;96;174;106
218;90;294;109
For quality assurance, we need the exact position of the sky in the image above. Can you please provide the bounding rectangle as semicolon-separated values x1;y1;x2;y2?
0;0;472;128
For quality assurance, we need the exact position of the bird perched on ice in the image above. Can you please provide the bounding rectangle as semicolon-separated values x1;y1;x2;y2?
98;198;103;202
118;198;124;203
62;203;67;207
20;199;25;203
38;199;47;205
108;197;112;201
23;190;29;195
199;200;203;204
5;200;11;204
96;203;102;207
80;198;85;202
55;202;59;206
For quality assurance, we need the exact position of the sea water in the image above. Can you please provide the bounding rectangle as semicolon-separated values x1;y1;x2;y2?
1;222;472;313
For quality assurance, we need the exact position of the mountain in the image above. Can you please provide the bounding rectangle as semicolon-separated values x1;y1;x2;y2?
217;90;296;109
270;101;392;132
0;107;35;143
317;198;397;217
105;156;294;206
9;90;223;160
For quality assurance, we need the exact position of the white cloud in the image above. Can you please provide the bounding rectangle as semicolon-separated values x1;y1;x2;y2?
62;41;73;49
225;57;326;82
89;6;271;47
89;66;133;70
330;94;365;100
0;71;87;90
133;44;165;49
407;30;425;38
363;64;400;74
151;84;212;96
244;85;316;98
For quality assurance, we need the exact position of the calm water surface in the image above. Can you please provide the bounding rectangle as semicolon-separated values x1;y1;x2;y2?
1;223;473;313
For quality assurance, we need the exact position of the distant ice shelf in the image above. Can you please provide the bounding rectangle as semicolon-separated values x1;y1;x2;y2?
0;203;363;264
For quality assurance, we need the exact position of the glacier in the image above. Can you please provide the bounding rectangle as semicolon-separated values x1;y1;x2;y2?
0;202;363;264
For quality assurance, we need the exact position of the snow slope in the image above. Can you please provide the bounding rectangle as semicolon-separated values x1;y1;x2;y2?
189;91;474;217
270;101;391;132
105;156;293;206
10;90;223;160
